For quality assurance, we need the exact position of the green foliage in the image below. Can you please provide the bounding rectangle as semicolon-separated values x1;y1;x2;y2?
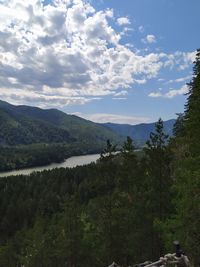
165;49;200;266
0;133;158;266
0;123;174;266
184;49;200;155
0;100;122;171
100;139;117;161
0;100;120;148
0;141;106;172
173;113;185;137
122;136;135;154
143;118;173;259
0;120;177;266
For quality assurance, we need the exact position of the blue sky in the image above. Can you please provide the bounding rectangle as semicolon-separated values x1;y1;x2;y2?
0;0;199;124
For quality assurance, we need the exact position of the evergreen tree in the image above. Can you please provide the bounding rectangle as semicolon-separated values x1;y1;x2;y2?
100;139;117;161
173;113;186;138
184;49;200;155
143;118;172;259
145;118;172;220
168;49;200;265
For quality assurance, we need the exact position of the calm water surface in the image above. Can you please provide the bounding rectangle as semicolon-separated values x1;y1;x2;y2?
0;154;100;178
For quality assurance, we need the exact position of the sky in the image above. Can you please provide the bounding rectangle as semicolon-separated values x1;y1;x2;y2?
0;0;199;124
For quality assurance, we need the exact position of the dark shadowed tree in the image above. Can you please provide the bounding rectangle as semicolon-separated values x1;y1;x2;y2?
143;118;173;259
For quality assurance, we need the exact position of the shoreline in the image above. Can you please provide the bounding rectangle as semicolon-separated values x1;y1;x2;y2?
0;153;101;178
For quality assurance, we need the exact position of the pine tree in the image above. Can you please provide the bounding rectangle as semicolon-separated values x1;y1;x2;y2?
185;49;200;155
100;139;117;161
145;118;172;220
173;113;186;138
144;118;172;259
167;49;200;265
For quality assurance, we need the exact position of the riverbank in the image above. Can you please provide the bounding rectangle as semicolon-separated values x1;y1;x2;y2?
0;153;101;178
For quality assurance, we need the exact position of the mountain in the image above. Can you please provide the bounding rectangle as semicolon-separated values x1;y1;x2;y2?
0;100;121;171
0;100;120;147
102;119;175;146
0;100;175;149
0;100;175;172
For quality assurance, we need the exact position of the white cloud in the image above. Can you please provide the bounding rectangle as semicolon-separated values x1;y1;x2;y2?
0;86;96;107
148;84;189;99
73;112;150;124
167;75;192;84
142;34;157;44
165;85;189;98
161;51;196;70
134;79;147;84
146;34;157;44
120;26;133;37
117;17;130;26
0;0;196;107
148;92;162;98
114;90;128;96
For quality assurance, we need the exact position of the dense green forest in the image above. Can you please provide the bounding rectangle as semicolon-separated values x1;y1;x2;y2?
0;142;107;172
0;130;173;267
0;100;122;171
0;49;199;267
0;100;175;172
0;100;120;147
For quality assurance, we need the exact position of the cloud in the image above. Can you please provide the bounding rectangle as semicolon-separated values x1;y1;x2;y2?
148;92;162;98
114;90;128;96
73;112;150;124
120;26;133;37
138;25;144;33
112;97;127;100
147;35;156;43
161;51;196;70
0;0;196;107
167;75;192;84
134;79;147;84
117;17;131;26
142;34;157;44
0;86;97;107
165;85;189;98
148;84;189;99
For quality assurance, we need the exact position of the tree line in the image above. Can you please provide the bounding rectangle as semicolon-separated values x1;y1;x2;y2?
0;141;104;172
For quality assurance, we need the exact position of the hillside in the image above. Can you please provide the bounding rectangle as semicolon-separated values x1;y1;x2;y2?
102;119;175;146
0;100;121;171
0;100;176;171
0;100;120;147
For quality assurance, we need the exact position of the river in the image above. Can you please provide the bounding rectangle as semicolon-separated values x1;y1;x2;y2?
0;153;101;178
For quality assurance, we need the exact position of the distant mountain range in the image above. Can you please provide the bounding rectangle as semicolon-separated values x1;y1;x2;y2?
102;119;175;146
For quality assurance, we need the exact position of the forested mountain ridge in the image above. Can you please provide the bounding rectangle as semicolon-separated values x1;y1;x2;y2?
0;100;175;148
0;106;73;146
0;100;121;171
0;100;176;171
0;100;119;146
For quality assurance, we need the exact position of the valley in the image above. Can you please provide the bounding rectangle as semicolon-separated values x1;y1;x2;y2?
0;100;174;172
